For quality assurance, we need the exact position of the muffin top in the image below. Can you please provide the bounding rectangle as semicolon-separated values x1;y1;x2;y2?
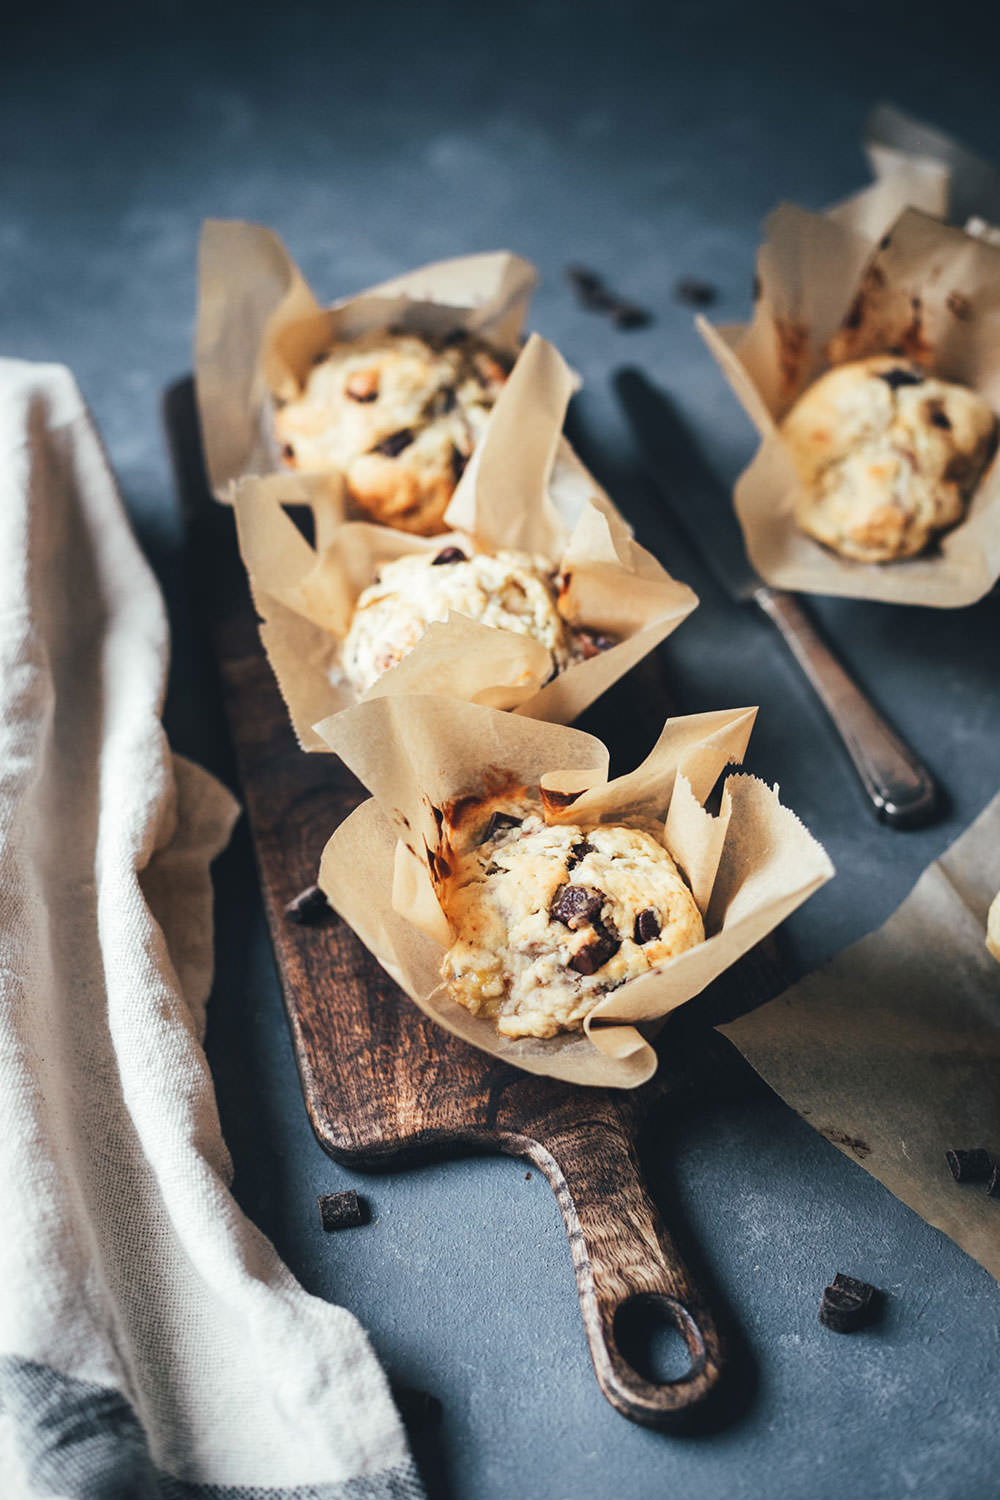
779;356;997;563
437;801;704;1040
274;329;509;535
341;545;612;696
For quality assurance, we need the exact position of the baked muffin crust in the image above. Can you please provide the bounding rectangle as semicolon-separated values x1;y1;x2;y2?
780;356;997;563
438;803;704;1039
274;330;509;535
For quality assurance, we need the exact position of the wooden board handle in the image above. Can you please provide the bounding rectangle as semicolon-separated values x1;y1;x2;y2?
506;1110;723;1427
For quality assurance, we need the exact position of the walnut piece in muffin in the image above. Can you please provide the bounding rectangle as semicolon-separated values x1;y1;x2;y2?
779;356;997;563
437;801;704;1039
341;546;615;696
274;330;509;535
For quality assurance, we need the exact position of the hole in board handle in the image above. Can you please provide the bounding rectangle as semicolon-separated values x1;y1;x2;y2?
613;1293;706;1386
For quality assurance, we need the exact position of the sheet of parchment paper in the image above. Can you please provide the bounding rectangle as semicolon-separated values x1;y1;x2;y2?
195;220;537;499
233;335;696;747
722;791;1000;1282
315;696;833;1089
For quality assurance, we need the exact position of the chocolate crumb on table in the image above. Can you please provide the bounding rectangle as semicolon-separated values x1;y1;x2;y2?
318;1189;366;1231
284;884;331;924
673;276;718;308
945;1148;993;1182
564;264;653;329
818;1273;878;1333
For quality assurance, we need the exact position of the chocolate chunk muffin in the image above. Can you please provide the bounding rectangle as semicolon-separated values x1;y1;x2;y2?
438;803;704;1039
342;547;611;696
780;356;997;563
274;330;510;535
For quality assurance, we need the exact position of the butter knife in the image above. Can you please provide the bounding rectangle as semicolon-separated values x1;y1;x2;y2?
614;368;939;830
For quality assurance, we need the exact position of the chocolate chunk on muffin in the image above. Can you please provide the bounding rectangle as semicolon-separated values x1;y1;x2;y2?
780;356;997;563
437;803;703;1039
342;548;611;696
274;330;510;535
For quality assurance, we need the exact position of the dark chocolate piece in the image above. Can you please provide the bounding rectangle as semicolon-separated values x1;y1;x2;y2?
988;1164;1000;1199
566;264;615;311
284;884;330;924
318;1189;366;1231
482;811;521;842
927;405;952;431
878;367;924;391
612;300;652;330
372;428;415;458
551;883;605;929
945;1148;993;1182
570;930;621;975
282;443;295;461
673;277;718;308
634;908;661;944
432;546;467;566
566;839;593;870
819;1275;877;1333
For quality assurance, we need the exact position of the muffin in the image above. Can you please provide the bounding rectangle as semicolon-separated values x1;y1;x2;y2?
341;545;614;696
273;330;510;535
437;800;704;1040
779;356;998;563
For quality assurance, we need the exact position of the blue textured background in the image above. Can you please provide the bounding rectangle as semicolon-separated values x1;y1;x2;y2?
3;3;1000;1495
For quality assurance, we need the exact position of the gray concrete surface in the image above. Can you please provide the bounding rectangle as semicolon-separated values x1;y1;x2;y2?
3;3;999;1496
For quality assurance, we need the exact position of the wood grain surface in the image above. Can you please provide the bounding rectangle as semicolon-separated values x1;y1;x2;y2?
165;377;787;1427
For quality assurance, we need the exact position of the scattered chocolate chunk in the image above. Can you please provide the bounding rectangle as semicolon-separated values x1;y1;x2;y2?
566;264;615;311
819;1274;877;1333
282;443;295;461
927;404;952;431
318;1189;366;1231
570;930;621;974
372;428;415;458
946;1148;993;1182
634;908;661;944
947;290;973;321
346;370;379;402
441;327;469;347
566;839;593;870
525;1171;532;1180
612;300;652;331
988;1164;1000;1199
673;277;718;308
427;385;457;416
878;367;924;391
432;546;467;566
284;884;330;924
576;628;618;659
393;1386;443;1430
482;811;521;842
879;234;892;250
551;883;605;929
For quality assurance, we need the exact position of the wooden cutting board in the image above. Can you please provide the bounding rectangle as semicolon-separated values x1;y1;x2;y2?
164;377;786;1428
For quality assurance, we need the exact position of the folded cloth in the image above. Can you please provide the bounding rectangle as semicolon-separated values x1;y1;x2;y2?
0;361;423;1499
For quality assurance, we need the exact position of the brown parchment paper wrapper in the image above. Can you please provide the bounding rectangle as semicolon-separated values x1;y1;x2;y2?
233;334;697;748
314;696;834;1089
699;205;1000;606
722;791;1000;1282
195;218;538;499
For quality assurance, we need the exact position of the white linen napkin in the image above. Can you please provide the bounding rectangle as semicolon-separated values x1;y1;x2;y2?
0;360;423;1499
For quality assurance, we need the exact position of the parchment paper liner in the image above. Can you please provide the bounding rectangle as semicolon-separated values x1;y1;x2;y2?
723;789;1000;1282
314;696;834;1089
233;335;697;748
700;204;1000;607
699;105;1000;607
195;217;538;500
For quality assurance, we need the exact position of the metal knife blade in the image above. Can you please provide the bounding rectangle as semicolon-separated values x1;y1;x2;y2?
613;366;763;602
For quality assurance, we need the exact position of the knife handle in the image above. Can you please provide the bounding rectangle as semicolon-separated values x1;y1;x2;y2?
754;588;938;828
